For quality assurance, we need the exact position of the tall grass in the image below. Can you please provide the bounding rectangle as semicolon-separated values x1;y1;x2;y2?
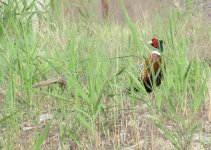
0;0;211;149
120;0;210;149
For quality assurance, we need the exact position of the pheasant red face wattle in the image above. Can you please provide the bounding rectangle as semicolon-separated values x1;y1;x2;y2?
151;38;159;48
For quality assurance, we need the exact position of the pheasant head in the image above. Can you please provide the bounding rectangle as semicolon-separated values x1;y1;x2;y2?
148;38;164;52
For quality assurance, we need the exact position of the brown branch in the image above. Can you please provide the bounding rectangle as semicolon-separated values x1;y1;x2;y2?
207;78;211;121
32;75;66;88
101;0;108;19
0;76;66;101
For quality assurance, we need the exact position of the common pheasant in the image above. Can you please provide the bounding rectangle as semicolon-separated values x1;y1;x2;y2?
128;38;164;94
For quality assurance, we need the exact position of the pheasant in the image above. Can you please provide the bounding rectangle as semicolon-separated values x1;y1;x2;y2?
128;38;164;94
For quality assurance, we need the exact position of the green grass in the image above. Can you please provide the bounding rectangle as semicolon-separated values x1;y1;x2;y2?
0;0;211;149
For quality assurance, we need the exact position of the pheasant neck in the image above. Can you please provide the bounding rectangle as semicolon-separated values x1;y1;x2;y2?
151;50;161;56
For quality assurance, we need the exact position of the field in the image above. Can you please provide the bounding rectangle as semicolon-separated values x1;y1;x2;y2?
0;0;211;149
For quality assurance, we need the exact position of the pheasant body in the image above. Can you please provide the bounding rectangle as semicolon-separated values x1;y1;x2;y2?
139;51;162;93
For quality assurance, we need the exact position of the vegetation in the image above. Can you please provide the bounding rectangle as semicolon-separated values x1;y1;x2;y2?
0;0;211;149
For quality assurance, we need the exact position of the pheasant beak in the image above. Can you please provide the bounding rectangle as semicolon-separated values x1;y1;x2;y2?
148;41;153;44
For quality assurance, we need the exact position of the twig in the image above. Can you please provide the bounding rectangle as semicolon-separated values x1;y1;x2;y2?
207;78;211;121
0;75;66;100
32;75;66;88
101;0;108;19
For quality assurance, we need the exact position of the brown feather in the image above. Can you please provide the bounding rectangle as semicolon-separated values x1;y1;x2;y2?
139;53;162;93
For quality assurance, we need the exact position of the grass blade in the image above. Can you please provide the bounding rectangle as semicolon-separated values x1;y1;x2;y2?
33;117;54;150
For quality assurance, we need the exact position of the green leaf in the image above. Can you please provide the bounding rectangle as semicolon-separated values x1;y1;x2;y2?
76;113;94;131
126;70;147;95
115;66;126;76
0;110;20;124
34;118;54;150
41;91;69;101
193;79;207;114
184;61;192;80
93;89;104;115
64;128;81;146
